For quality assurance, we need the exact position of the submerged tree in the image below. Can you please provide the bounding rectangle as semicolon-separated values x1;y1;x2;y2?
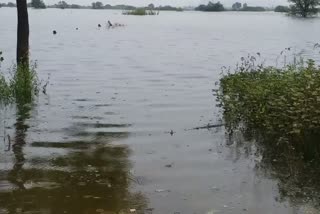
288;0;319;17
16;0;29;66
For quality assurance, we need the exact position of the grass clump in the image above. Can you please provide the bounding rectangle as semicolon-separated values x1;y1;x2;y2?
122;8;159;15
216;54;320;159
0;51;40;105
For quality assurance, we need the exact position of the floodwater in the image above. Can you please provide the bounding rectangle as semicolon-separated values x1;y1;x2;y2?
1;8;320;214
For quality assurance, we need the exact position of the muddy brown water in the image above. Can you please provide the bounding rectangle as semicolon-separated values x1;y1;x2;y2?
1;8;320;214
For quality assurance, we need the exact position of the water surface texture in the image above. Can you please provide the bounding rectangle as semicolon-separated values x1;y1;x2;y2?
1;8;320;214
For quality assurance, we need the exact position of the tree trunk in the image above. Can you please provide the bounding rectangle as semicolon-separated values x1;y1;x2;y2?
16;0;29;66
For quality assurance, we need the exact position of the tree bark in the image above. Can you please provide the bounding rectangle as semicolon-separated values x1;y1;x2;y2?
16;0;29;66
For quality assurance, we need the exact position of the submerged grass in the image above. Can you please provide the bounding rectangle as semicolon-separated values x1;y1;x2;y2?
216;54;320;159
122;8;159;15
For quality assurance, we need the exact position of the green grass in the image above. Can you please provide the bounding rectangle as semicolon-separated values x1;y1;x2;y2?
122;8;159;15
0;51;40;106
216;55;320;159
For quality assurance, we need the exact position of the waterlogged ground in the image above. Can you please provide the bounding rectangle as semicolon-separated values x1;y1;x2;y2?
1;8;320;214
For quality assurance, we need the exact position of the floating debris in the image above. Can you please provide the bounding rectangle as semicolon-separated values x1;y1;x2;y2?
210;186;220;191
165;163;174;168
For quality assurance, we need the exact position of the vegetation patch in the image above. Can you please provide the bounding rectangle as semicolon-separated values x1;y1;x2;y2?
216;54;320;160
122;8;159;15
195;1;225;12
0;51;41;105
274;5;290;13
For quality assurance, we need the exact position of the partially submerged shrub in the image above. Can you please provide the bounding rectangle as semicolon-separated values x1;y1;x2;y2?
216;54;320;159
0;52;41;105
10;63;40;104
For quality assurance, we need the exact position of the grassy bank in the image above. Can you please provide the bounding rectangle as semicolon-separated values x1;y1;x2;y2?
216;55;320;159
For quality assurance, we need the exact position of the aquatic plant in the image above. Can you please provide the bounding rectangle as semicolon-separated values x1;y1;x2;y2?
122;8;159;15
216;53;320;159
0;51;41;105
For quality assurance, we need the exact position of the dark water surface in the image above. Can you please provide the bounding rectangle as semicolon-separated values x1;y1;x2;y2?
1;8;320;214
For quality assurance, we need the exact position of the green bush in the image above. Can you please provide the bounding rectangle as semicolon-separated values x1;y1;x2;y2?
216;55;320;159
0;51;40;105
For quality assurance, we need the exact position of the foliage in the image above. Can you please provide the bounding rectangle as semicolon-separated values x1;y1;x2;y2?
195;1;225;12
31;0;46;9
109;4;136;10
56;1;68;9
122;8;159;15
241;4;266;11
288;0;319;17
156;5;183;11
216;54;320;159
92;1;103;9
232;2;242;10
0;2;16;7
148;3;155;9
0;52;40;105
274;5;290;12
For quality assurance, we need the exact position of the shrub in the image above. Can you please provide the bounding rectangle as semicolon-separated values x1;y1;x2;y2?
216;54;320;159
0;51;41;105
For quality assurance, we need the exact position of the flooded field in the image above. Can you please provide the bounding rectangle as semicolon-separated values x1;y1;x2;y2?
1;8;320;214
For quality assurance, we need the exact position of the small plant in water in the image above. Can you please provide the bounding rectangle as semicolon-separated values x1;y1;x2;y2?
0;51;43;105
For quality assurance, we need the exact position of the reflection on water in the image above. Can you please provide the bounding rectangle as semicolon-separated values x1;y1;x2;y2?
0;102;147;213
227;130;320;213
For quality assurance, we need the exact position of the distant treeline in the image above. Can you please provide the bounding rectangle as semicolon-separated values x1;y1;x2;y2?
0;1;297;14
195;1;268;12
0;1;183;11
0;2;16;7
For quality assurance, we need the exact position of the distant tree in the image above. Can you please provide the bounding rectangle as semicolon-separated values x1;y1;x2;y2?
31;0;46;9
57;1;68;9
92;1;103;9
70;4;80;9
148;3;155;9
232;2;242;10
16;0;29;65
243;3;248;8
274;5;290;12
7;2;16;7
104;4;112;9
288;0;319;17
195;1;225;11
156;5;183;11
241;5;266;11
